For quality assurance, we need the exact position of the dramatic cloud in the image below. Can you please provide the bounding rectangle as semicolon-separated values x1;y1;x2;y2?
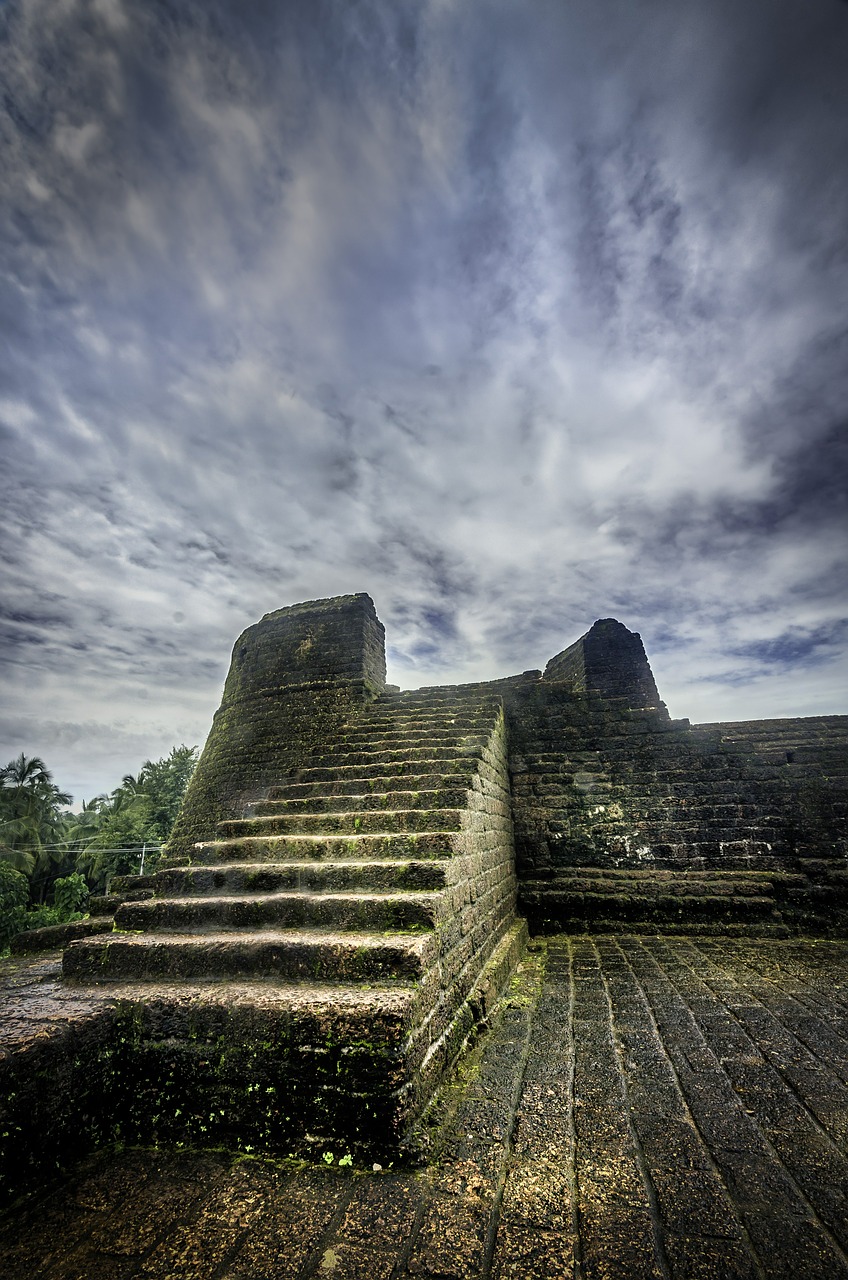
1;0;846;799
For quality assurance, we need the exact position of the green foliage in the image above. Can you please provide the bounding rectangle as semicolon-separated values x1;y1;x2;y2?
53;872;89;918
0;744;199;900
8;874;88;941
71;745;199;890
138;746;200;840
20;904;65;930
0;862;28;950
71;788;158;890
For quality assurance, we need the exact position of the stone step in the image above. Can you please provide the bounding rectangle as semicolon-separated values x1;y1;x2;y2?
304;745;486;768
89;889;156;914
246;787;471;817
55;921;527;1165
376;691;501;707
569;920;794;938
348;711;494;732
63;928;436;983
297;758;476;783
190;831;463;865
332;712;492;728
267;772;475;800
820;868;848;885
110;874;159;894
519;890;779;919
778;906;848;933
553;864;774;877
343;708;496;726
218;807;464;838
115;891;441;934
10;917;115;954
796;882;848;902
53;660;524;1163
537;866;805;886
157;860;451;896
314;733;488;754
368;710;496;727
529;876;780;898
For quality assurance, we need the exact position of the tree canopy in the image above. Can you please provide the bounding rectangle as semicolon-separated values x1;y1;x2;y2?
0;744;199;913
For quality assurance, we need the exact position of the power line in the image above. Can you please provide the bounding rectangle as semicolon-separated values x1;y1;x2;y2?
1;842;163;855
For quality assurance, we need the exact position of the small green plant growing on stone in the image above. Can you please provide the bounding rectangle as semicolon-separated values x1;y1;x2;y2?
323;1150;334;1164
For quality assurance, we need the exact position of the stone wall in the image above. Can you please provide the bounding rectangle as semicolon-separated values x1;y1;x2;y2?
502;680;847;882
495;623;848;933
401;694;520;1094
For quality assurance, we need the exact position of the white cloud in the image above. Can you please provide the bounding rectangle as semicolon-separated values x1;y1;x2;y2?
0;399;38;431
92;0;128;32
53;119;101;164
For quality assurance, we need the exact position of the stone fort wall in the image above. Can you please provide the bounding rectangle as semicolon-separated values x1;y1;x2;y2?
171;596;848;935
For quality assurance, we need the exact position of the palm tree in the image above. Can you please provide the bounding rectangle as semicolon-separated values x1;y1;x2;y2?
66;796;107;843
0;754;51;790
0;835;36;876
0;755;73;898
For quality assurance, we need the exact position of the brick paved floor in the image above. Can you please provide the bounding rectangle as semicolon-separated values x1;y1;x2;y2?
1;935;847;1279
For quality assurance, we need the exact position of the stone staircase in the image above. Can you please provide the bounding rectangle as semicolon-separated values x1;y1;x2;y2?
62;687;526;1159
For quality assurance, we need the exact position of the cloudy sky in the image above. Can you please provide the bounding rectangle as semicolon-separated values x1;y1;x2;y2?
1;0;847;803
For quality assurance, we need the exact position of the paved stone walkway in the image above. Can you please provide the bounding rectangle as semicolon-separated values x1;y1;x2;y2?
1;935;847;1279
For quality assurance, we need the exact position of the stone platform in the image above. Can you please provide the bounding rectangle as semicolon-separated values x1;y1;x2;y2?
2;933;847;1279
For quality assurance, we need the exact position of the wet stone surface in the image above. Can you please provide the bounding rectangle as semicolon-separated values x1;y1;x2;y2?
2;934;848;1279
